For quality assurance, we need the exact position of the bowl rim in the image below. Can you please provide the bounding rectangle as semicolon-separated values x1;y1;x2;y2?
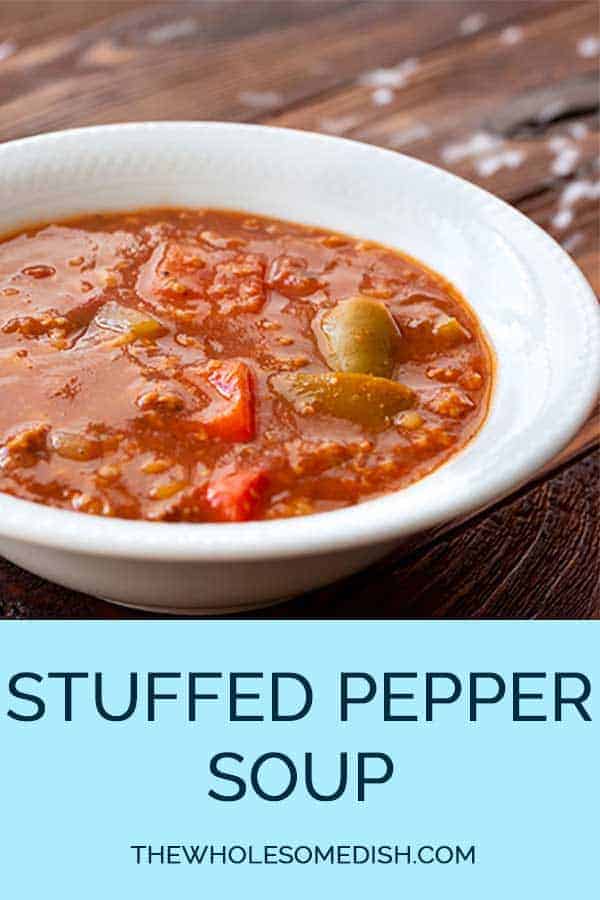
0;120;598;562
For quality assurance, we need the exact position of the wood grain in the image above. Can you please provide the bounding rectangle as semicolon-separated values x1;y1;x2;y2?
0;2;554;140
267;2;600;283
0;0;597;619
264;452;600;620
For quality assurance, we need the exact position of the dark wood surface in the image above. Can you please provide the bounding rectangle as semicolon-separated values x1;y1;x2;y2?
0;0;598;619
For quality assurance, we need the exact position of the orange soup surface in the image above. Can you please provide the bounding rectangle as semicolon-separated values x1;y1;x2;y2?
0;209;492;522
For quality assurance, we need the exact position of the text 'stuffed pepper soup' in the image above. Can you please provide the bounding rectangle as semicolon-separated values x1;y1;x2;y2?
0;209;492;522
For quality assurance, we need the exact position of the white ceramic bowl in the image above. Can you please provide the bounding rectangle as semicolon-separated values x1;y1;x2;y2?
0;122;598;614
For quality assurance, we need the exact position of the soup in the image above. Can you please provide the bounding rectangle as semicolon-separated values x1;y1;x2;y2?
0;208;492;522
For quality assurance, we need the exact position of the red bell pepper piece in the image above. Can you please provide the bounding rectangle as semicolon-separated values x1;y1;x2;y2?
206;468;268;522
201;360;255;443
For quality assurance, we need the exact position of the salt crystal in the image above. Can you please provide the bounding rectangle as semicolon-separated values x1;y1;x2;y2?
551;145;579;177
548;135;583;176
360;58;419;89
476;149;525;177
389;122;432;147
146;18;197;45
552;179;600;230
319;115;360;135
552;209;573;230
238;90;283;110
500;26;523;45
372;87;394;106
560;179;600;208
459;13;487;36
548;136;570;153
577;35;600;58
0;41;16;61
561;232;584;253
443;130;526;176
441;131;501;164
568;122;589;141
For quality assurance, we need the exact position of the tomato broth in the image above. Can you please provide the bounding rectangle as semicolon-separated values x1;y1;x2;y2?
0;209;492;522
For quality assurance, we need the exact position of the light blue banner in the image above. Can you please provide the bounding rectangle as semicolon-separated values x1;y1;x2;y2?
0;621;596;898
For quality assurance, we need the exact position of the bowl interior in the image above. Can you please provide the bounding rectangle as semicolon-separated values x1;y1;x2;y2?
0;122;597;559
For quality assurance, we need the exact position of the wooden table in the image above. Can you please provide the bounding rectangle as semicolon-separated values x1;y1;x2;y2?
0;0;598;619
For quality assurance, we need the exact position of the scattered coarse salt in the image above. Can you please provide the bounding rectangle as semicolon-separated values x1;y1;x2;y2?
547;134;584;177
560;179;600;209
552;179;600;230
476;148;524;177
500;26;523;45
319;114;360;135
0;41;16;61
561;232;584;254
388;122;432;147
548;136;569;153
372;87;393;106
552;208;574;230
238;90;283;110
459;13;487;36
551;144;580;177
442;131;526;178
568;122;589;141
146;18;197;45
359;58;418;89
577;35;600;58
441;131;501;164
